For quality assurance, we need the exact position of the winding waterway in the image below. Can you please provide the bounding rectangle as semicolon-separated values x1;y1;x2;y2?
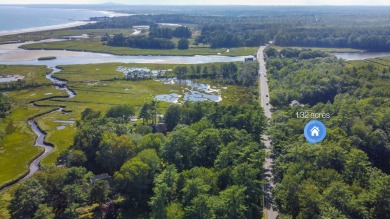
0;40;247;66
0;67;75;192
28;66;75;174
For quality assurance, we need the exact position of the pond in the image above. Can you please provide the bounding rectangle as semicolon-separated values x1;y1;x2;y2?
155;93;181;103
184;91;222;102
56;125;66;130
0;54;247;67
0;74;24;83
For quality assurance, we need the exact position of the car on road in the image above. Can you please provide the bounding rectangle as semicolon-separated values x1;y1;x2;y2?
266;102;269;105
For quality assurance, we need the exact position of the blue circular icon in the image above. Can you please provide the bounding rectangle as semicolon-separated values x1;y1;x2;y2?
304;120;326;144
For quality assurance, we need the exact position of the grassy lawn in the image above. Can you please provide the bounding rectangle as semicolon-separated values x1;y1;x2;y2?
197;78;254;105
20;38;257;56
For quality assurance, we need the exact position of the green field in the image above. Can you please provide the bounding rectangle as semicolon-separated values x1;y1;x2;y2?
20;38;257;56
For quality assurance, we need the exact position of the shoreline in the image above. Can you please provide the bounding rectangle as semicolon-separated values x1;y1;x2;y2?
0;39;248;62
19;46;245;58
0;21;96;37
0;10;131;37
98;10;134;17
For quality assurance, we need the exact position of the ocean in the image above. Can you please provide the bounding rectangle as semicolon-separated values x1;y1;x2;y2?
0;5;107;34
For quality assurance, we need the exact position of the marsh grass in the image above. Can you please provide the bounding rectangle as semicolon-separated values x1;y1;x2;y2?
0;86;67;187
21;38;257;56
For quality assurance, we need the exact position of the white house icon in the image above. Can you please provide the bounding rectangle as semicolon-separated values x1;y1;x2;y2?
310;126;320;137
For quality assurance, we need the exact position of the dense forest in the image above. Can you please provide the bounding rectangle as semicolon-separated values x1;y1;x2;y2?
121;62;259;87
84;9;390;50
266;49;390;218
101;24;192;50
8;102;267;218
4;60;266;218
104;34;176;49
171;62;259;86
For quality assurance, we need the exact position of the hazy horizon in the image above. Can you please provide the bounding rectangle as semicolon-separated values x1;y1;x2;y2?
1;0;390;6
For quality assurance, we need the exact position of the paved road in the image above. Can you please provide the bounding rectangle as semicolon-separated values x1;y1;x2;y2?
258;46;272;119
257;46;278;219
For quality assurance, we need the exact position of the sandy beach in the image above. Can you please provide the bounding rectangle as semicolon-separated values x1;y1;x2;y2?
0;21;96;37
0;10;131;37
98;10;133;17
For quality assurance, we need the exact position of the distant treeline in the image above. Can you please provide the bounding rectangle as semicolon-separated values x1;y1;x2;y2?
196;25;269;48
83;12;390;50
171;62;259;86
101;24;191;50
104;34;176;49
120;62;258;87
149;24;192;39
274;27;390;50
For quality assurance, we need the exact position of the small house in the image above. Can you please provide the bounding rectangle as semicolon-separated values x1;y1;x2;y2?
244;57;255;62
90;173;112;184
290;100;303;107
152;123;167;134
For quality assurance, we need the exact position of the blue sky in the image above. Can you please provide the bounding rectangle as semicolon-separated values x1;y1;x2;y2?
2;0;390;5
